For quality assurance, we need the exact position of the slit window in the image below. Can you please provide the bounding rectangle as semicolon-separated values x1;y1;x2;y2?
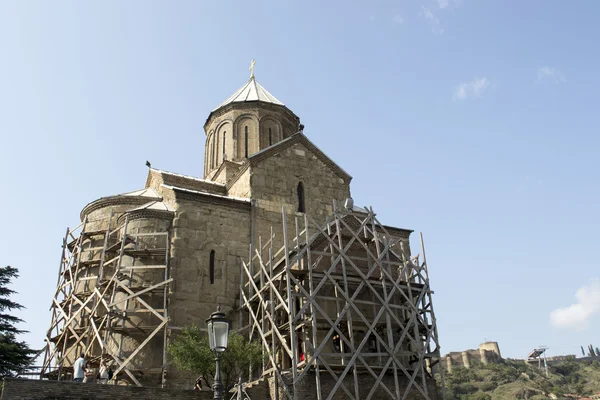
209;250;215;284
223;131;226;159
244;126;249;158
215;132;220;165
268;127;272;146
297;182;305;213
210;139;215;169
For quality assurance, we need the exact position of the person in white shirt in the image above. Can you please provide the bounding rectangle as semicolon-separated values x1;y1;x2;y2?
73;353;86;382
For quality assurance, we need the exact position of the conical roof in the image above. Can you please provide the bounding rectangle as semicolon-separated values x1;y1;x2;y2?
213;78;284;111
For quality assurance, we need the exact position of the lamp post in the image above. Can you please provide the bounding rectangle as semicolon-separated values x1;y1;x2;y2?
206;305;230;400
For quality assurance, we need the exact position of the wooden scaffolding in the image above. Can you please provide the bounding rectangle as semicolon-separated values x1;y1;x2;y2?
41;213;172;386
241;204;445;400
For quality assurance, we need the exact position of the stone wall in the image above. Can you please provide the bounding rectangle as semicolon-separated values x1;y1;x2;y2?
2;375;443;400
168;197;250;328
478;341;501;358
250;141;351;253
0;378;211;400
267;372;442;400
444;342;503;371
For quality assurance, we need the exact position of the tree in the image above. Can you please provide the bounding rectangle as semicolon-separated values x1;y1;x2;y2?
168;325;263;390
0;266;36;377
581;346;586;357
588;344;596;357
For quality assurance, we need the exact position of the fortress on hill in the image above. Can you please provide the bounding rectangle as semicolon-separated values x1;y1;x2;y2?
42;67;445;400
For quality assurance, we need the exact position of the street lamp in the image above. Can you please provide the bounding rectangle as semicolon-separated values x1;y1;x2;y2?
206;305;230;400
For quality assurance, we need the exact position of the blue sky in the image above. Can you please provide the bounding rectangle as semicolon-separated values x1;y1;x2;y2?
1;1;599;361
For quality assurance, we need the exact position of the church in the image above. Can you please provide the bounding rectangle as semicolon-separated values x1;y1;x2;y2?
42;65;444;400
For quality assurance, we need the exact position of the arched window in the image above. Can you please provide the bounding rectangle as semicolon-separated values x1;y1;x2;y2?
268;127;272;146
209;250;215;284
244;126;249;158
297;182;305;213
222;131;226;160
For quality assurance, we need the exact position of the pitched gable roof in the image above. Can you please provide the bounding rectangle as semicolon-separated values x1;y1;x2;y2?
249;133;352;183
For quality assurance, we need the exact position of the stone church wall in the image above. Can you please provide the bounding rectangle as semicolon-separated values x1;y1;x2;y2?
204;103;299;176
164;197;251;387
250;142;351;253
168;198;250;329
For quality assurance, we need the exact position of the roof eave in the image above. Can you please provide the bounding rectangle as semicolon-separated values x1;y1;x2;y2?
203;101;299;131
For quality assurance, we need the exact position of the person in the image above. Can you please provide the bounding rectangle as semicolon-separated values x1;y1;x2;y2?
73;353;86;383
97;359;109;384
194;375;204;391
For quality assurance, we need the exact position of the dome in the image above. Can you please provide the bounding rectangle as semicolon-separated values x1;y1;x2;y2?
213;77;284;111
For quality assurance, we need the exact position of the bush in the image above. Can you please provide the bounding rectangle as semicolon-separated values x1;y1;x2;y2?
478;381;496;392
552;361;578;377
454;383;478;395
467;392;491;400
168;327;263;390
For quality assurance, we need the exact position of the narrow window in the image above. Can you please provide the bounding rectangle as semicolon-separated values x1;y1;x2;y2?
268;127;272;146
297;182;305;213
209;250;215;284
215;132;220;165
244;126;249;157
222;131;226;159
210;140;215;169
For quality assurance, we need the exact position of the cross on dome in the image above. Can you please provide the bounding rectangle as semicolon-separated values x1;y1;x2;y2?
249;59;256;80
212;62;284;111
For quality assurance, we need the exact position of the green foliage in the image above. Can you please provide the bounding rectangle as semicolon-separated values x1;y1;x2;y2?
168;326;263;390
448;366;480;382
481;361;522;385
467;392;491;400
441;358;600;400
551;360;582;385
0;266;36;377
453;383;478;395
477;381;495;392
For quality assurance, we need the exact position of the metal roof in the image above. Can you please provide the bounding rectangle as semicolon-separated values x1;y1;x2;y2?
213;78;284;111
118;188;160;198
149;168;225;186
160;184;251;203
129;201;174;212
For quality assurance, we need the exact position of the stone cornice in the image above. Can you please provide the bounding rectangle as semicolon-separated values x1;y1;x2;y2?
225;162;251;191
116;209;174;225
80;195;160;222
168;186;251;211
204;101;299;132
